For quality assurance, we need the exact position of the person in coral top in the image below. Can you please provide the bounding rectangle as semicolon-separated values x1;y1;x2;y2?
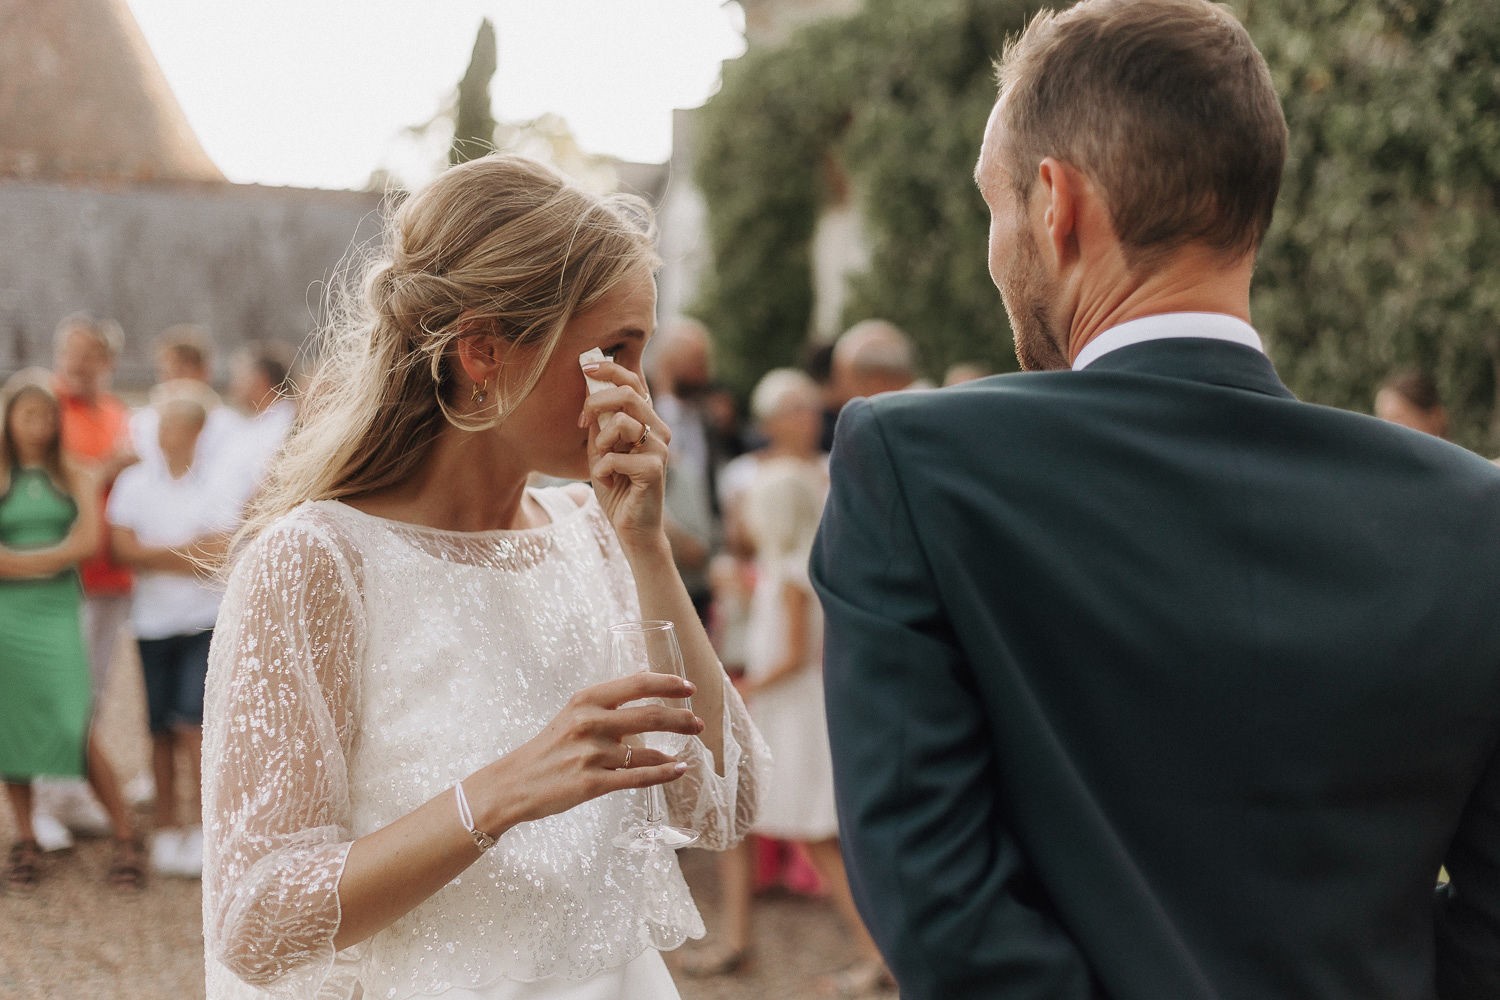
52;313;137;693
32;313;141;851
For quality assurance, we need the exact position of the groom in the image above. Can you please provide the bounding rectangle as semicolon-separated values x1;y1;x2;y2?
811;1;1500;998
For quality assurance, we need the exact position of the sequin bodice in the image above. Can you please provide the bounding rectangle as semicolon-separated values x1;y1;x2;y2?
202;489;764;1000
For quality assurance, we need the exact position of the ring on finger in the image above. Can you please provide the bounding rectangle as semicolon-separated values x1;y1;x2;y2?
631;424;653;451
620;744;633;769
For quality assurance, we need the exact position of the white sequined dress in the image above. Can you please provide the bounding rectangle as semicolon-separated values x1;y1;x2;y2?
202;487;765;1000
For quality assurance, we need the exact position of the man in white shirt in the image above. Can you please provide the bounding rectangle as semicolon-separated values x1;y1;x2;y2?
812;1;1500;998
221;341;297;507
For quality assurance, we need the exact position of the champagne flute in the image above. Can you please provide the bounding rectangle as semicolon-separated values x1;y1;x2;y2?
610;620;700;851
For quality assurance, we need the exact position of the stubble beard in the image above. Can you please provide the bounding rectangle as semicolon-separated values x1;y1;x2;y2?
1003;225;1069;373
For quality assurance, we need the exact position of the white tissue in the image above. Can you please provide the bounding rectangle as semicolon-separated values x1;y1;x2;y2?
578;348;613;397
579;348;618;437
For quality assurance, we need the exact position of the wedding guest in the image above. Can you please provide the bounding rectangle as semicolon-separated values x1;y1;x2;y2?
703;383;750;466
814;2;1500;997
219;340;298;507
33;313;137;850
109;385;237;878
702;370;827;929
830;319;922;405
53;313;137;690
802;341;841;453
942;361;992;386
129;325;242;472
202;153;764;1000
1375;368;1449;438
710;369;826;685
646;318;719;618
717;369;827;558
687;457;889;996
0;372;142;893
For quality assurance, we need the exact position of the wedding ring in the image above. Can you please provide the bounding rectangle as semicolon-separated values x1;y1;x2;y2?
632;424;653;451
621;745;633;769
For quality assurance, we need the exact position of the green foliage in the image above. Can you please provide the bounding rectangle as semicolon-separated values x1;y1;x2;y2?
1241;0;1500;451
839;0;1045;381
690;26;845;395
695;0;1500;450
695;0;1047;395
450;19;498;166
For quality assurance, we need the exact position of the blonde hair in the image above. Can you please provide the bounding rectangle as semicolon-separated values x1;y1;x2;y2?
750;368;820;424
150;378;220;426
54;312;124;359
238;154;658;547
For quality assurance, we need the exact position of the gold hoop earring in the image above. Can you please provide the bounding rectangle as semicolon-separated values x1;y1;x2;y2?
471;379;488;405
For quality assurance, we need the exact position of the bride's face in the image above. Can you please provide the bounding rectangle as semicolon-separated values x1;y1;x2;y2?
498;269;657;481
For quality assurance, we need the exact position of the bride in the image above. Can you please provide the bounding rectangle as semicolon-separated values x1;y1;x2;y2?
201;154;765;1000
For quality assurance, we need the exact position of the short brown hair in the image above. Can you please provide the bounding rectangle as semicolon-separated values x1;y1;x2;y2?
155;324;212;374
1380;369;1442;412
236;340;295;396
997;0;1287;268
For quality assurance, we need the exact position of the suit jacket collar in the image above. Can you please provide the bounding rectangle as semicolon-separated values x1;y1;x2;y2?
1079;337;1297;400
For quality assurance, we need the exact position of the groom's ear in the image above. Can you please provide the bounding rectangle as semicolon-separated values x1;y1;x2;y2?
1036;156;1081;271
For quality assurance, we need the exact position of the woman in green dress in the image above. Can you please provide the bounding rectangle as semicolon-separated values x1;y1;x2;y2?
0;370;139;893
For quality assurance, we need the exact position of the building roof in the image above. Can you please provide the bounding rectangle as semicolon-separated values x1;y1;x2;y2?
0;0;223;183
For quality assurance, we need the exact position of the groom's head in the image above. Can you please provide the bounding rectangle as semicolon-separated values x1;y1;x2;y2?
977;0;1287;369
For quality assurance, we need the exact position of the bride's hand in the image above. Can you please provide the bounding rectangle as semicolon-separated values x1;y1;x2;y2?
579;359;673;552
482;671;703;827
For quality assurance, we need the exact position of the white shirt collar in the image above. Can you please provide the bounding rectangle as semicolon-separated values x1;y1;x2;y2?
1071;313;1264;371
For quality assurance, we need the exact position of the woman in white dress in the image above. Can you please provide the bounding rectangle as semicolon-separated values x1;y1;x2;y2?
685;370;890;996
201;154;765;1000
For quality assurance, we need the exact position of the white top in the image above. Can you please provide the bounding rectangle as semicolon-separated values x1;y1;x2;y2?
216;400;297;507
201;487;765;1000
715;451;760;516
717;452;831;522
1071;312;1264;371
106;461;236;638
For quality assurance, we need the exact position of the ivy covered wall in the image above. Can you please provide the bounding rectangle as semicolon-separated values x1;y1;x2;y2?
693;0;1500;453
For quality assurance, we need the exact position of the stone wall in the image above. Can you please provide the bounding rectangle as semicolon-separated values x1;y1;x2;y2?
0;179;386;388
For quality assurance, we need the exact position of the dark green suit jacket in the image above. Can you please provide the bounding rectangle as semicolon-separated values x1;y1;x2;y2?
811;338;1500;999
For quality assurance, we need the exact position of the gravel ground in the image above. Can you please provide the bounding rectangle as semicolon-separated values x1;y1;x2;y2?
0;640;889;999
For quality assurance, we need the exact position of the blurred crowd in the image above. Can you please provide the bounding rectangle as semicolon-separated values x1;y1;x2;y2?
1;315;296;891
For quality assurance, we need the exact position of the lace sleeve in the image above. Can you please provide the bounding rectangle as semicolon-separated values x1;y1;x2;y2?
202;515;365;995
663;671;768;851
577;485;766;853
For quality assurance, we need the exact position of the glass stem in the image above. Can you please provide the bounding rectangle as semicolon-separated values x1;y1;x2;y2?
645;784;667;826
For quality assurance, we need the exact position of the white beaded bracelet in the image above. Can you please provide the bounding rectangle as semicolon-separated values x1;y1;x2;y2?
453;780;496;852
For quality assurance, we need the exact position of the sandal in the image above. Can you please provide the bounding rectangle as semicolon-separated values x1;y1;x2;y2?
678;944;752;977
107;837;146;892
6;839;41;896
817;960;896;997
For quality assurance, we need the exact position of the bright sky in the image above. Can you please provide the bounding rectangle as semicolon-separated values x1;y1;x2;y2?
124;0;746;190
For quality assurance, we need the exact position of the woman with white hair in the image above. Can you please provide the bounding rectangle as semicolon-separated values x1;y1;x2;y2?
201;154;764;1000
715;367;827;551
688;369;890;995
